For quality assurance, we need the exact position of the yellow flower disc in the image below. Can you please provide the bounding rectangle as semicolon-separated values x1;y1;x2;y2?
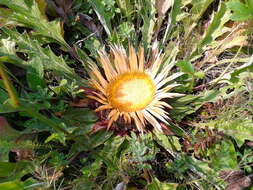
107;72;155;112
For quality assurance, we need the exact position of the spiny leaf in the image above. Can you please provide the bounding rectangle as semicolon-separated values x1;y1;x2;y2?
199;2;227;48
115;0;134;18
1;28;84;84
0;39;24;64
190;2;228;60
89;0;112;36
0;0;67;47
183;0;214;37
139;0;156;50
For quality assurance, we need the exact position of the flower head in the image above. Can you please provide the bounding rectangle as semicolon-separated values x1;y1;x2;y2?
88;44;183;133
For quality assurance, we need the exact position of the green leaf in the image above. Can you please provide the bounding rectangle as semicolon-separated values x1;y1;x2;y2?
183;0;214;38
229;55;253;83
139;0;156;50
246;0;253;9
63;108;97;124
200;3;227;47
0;7;14;27
171;0;182;25
1;29;84;84
190;2;227;59
0;99;20;114
170;90;221;121
155;133;181;152
0;0;67;47
89;0;112;36
207;114;253;147
230;121;253;147
70;130;113;153
45;132;66;145
0;161;29;178
176;60;194;74
81;157;102;178
74;45;96;66
190;0;214;23
0;181;24;190
147;178;178;190
227;0;253;21
0;39;24;65
95;135;126;172
127;133;157;169
0;81;8;103
115;0;134;18
0;140;14;162
197;89;221;103
26;57;45;90
24;118;51;132
63;108;97;135
208;141;238;170
0;117;20;142
48;151;68;167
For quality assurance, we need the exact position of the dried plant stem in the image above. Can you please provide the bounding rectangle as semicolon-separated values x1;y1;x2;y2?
210;46;243;86
204;58;250;73
0;62;19;107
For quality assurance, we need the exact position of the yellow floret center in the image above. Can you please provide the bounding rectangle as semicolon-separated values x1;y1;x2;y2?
107;72;155;112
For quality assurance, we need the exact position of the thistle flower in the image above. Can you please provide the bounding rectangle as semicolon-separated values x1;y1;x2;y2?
88;45;183;133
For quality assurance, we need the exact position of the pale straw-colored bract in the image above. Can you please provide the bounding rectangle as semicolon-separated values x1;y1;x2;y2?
88;44;184;133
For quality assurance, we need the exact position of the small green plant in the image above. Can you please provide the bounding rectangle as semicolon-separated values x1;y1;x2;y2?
227;0;253;21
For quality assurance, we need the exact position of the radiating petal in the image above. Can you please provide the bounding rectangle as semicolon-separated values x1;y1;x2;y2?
129;44;138;71
155;100;173;109
95;104;112;112
123;112;131;124
92;91;107;101
89;79;106;95
153;72;165;85
111;45;128;73
108;109;118;118
153;63;178;85
159;63;175;77
130;112;144;132
108;111;120;129
90;66;108;87
98;52;117;80
143;110;163;132
136;111;145;126
138;47;144;71
150;54;164;78
156;72;184;89
146;107;169;124
108;117;114;129
155;92;185;99
157;84;181;92
87;95;107;104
